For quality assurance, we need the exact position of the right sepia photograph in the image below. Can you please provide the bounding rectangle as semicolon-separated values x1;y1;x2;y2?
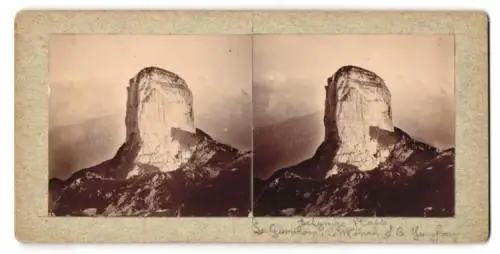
252;35;455;217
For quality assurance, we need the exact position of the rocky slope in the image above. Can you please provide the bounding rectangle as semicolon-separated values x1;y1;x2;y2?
254;66;454;217
49;67;251;217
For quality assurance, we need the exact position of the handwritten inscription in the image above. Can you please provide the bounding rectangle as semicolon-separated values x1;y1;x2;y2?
410;225;458;243
252;218;457;243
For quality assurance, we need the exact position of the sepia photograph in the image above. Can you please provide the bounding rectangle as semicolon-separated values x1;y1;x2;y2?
14;10;488;244
252;35;456;217
48;35;252;217
48;34;456;218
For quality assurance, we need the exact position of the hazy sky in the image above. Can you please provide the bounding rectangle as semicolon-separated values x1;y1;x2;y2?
253;35;455;149
50;35;252;128
49;34;454;179
49;35;252;178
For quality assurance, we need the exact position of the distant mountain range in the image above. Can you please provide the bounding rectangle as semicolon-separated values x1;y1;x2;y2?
49;114;125;180
253;117;455;217
50;128;251;217
253;111;323;179
49;66;252;217
50;112;251;179
196;114;251;152
253;65;455;217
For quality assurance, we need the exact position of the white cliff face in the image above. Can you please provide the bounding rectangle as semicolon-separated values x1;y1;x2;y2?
326;66;396;177
125;67;196;174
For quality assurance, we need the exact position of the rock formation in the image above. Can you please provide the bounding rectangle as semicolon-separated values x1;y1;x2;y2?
329;67;394;176
49;67;251;217
254;65;454;217
126;67;196;176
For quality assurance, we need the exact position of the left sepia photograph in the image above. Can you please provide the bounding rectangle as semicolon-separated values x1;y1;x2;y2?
48;35;252;217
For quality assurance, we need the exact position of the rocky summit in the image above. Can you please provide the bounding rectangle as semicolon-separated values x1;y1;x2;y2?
49;67;251;217
254;65;454;217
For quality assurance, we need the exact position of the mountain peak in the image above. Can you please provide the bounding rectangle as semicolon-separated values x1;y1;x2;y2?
50;67;251;217
326;65;395;176
254;66;453;217
125;66;196;175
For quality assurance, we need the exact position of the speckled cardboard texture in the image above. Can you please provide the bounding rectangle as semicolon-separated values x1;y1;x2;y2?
14;11;489;243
